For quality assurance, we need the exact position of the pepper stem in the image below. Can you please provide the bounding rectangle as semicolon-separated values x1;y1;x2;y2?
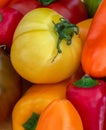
38;0;56;6
23;112;39;130
53;18;79;54
73;74;99;88
0;13;2;22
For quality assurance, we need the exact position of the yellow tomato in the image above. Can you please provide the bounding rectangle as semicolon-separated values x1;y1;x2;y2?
10;8;82;84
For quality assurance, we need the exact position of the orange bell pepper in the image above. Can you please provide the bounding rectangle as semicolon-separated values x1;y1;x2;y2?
36;99;83;130
12;79;69;130
81;0;106;78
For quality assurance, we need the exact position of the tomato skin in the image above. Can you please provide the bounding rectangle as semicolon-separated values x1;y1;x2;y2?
0;7;23;52
0;48;22;123
10;8;82;84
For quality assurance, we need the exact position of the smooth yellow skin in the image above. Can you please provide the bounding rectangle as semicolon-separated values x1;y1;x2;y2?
12;80;69;130
10;8;82;83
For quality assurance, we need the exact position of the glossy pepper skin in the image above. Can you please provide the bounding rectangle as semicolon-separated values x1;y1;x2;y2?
81;0;106;78
36;99;83;130
57;0;88;23
0;7;23;52
8;0;88;24
83;0;102;17
66;75;106;130
8;0;41;15
12;80;69;130
0;0;10;8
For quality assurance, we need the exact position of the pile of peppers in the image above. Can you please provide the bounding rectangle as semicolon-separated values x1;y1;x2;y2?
0;0;88;52
0;0;106;130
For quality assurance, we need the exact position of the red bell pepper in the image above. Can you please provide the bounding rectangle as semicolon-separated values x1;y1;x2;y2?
8;0;41;15
0;7;23;52
66;75;106;130
57;0;88;23
8;0;88;24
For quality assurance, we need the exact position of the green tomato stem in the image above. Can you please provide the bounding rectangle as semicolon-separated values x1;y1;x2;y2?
53;18;79;54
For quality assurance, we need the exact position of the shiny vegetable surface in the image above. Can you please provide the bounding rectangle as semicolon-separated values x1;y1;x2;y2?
81;0;106;78
0;47;22;123
8;0;88;24
8;0;40;15
12;80;69;130
83;0;102;17
66;75;106;130
0;7;23;52
77;18;92;45
10;8;82;84
46;0;88;24
36;99;83;130
0;0;10;8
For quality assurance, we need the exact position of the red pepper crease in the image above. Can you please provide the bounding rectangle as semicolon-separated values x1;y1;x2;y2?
66;75;106;130
58;0;88;23
0;7;23;52
8;0;88;24
8;0;41;15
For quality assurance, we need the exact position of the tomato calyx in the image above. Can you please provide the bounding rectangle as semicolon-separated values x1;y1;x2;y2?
54;18;79;53
38;0;56;6
73;74;99;88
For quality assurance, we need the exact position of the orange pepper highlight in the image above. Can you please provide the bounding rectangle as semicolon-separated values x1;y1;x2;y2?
81;0;106;78
77;18;92;45
12;79;69;130
36;99;83;130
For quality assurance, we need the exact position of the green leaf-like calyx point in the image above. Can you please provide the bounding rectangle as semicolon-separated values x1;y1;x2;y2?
73;74;99;88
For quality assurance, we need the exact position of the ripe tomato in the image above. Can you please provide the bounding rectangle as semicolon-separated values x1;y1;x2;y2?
10;8;82;84
0;47;22;122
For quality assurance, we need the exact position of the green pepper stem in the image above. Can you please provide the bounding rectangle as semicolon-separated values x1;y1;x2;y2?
73;74;99;88
23;112;39;130
0;13;2;22
38;0;56;6
53;18;79;54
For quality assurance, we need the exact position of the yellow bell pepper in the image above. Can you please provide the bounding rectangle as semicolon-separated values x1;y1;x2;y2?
10;8;82;84
12;79;69;130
